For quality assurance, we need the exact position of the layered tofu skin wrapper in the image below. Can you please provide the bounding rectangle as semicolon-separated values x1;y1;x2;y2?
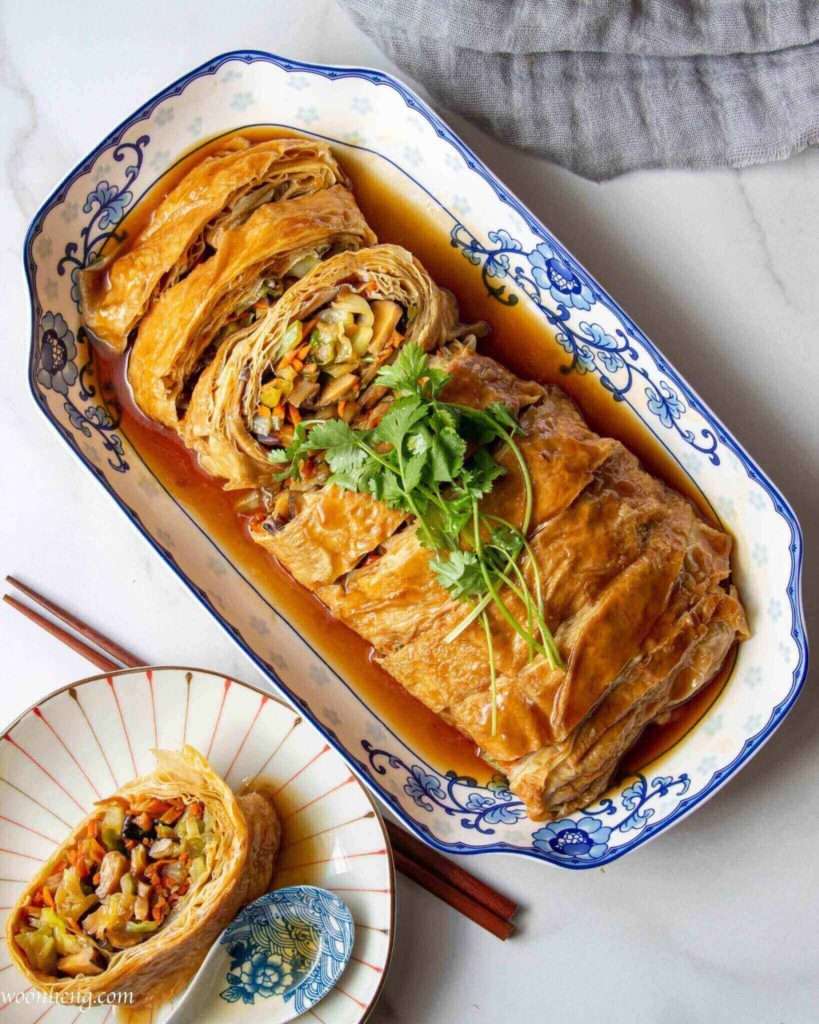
7;748;279;1008
181;244;462;501
127;186;376;431
82;137;749;822
80;136;350;352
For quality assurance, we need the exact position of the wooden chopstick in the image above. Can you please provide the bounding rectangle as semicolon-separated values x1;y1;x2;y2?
386;820;517;922
3;578;518;939
6;576;143;668
3;594;122;673
392;848;514;940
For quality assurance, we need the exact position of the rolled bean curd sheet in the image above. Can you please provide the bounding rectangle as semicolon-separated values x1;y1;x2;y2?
6;747;279;1008
249;343;545;591
256;347;749;821
127;185;376;429
80;136;348;352
181;243;460;491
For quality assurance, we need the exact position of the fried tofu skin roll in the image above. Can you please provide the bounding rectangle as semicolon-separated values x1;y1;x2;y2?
6;747;280;1008
182;244;459;491
127;185;375;429
81;136;348;351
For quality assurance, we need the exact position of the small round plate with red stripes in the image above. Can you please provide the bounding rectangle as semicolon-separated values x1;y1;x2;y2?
0;666;394;1023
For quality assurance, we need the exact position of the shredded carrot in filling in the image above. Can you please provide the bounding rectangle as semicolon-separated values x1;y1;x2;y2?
277;348;298;372
12;794;214;978
300;317;319;340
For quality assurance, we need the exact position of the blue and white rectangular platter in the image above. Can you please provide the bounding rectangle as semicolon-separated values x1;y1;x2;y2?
23;50;807;869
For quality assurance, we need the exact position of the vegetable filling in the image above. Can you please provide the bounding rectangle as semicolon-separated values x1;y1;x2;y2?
250;285;411;450
175;247;330;418
13;795;213;977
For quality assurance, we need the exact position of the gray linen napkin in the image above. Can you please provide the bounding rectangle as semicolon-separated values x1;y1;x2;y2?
340;0;819;179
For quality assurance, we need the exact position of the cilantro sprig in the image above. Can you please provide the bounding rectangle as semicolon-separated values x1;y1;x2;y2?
271;343;564;733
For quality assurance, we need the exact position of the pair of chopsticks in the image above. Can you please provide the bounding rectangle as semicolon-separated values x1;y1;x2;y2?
3;576;518;940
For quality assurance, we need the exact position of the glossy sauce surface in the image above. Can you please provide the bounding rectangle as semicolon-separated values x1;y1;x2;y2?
93;127;733;786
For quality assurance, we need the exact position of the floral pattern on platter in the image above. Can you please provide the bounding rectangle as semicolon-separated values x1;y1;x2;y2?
36;311;128;472
32;138;149;473
533;818;612;861
531;773;691;863
365;738;691;863
363;742;526;834
220;887;354;1013
57;136;149;308
450;225;720;463
37;311;78;395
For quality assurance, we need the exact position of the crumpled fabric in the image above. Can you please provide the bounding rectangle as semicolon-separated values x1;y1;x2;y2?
340;0;819;180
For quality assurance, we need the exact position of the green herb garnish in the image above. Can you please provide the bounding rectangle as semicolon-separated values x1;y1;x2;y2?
272;344;564;733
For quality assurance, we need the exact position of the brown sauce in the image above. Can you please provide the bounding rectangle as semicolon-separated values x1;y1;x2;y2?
93;126;733;787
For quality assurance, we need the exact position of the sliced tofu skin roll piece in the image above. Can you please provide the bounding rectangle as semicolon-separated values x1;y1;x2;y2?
128;186;375;430
182;244;460;490
81;136;348;351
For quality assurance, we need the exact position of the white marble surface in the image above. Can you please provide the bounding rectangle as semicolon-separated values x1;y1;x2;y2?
1;2;818;1021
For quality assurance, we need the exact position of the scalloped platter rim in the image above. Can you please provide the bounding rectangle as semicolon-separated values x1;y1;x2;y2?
22;50;808;870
